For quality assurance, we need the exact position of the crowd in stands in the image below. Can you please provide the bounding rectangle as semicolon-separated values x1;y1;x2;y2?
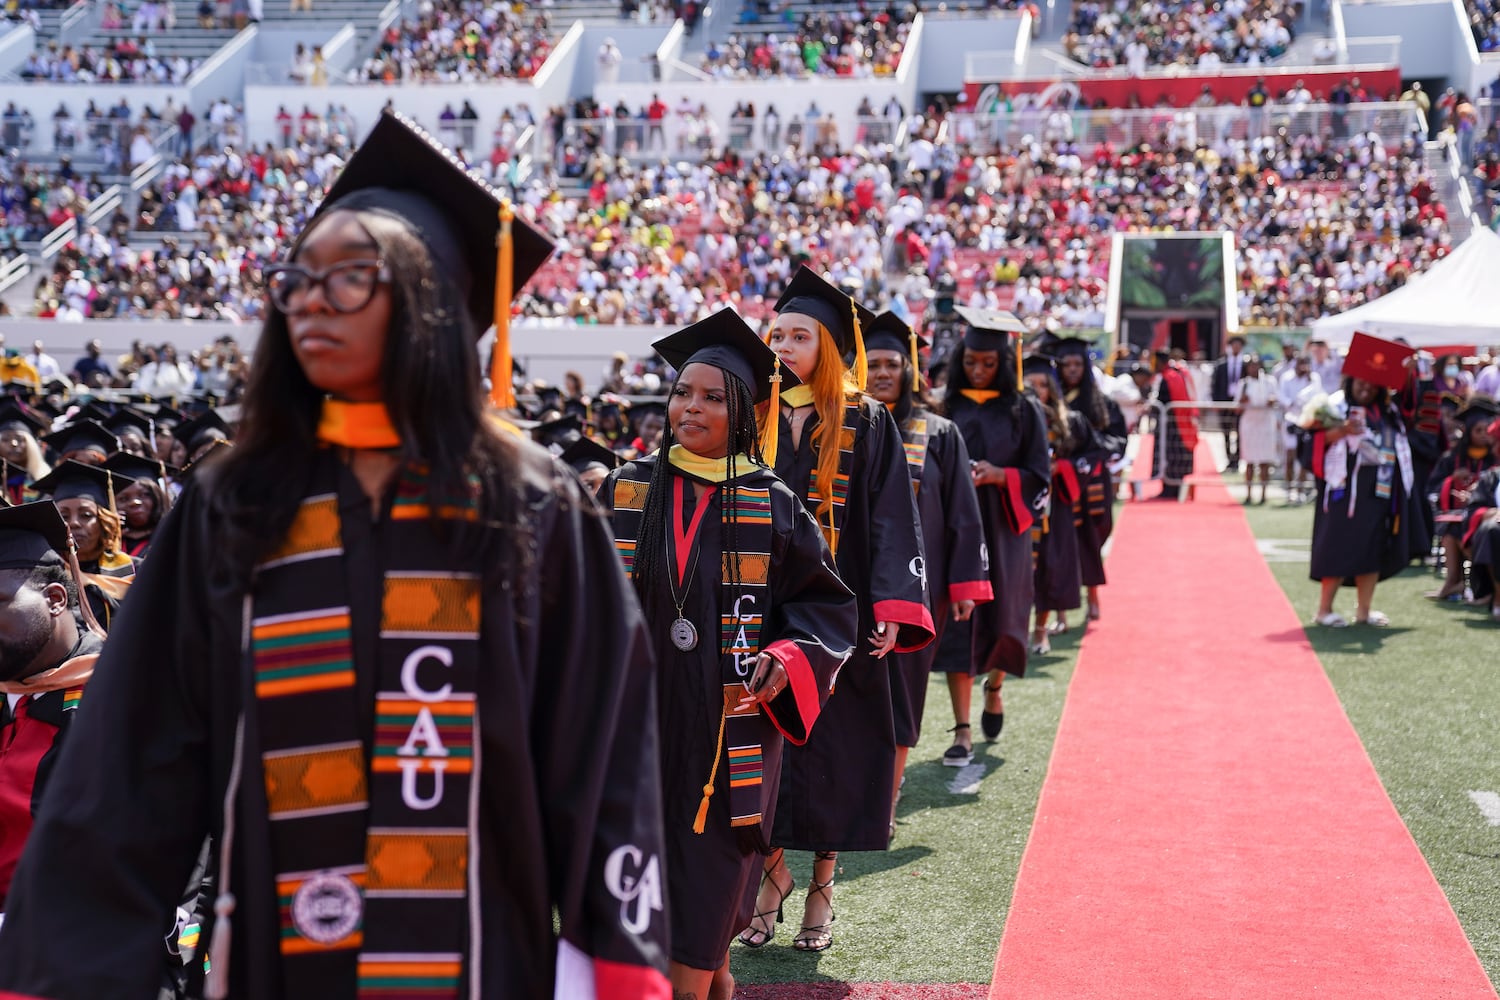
8;92;1449;334
699;4;916;78
1467;0;1500;53
352;0;557;82
1064;0;1300;71
18;37;199;84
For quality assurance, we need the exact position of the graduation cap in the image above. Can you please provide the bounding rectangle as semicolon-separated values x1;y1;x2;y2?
532;414;583;454
174;409;232;456
31;460;127;510
103;408;155;439
1022;353;1058;378
1456;394;1499;425
0;500;73;570
653;309;802;406
42;419;120;460
316;109;557;409
1049;338;1093;362
0;399;50;437
628;401;666;428
560;437;623;476
104;451;177;484
863;311;926;393
954;305;1027;390
1341;332;1416;392
773;266;877;389
75;401;117;424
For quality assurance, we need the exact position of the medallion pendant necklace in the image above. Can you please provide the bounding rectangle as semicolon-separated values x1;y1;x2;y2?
668;476;713;652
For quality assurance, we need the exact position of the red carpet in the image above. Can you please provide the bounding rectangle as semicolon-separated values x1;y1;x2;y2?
990;458;1498;999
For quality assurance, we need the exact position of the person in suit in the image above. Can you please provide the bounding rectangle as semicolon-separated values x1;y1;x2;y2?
1212;335;1249;472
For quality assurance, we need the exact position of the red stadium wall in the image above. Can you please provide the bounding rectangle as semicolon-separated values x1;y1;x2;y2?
963;66;1403;110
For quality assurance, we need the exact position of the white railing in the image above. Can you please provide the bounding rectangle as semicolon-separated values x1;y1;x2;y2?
87;185;123;228
1341;35;1402;66
940;100;1422;150
1442;134;1482;233
39;217;74;259
58;0;89;37
557;111;909;161
0;253;30;296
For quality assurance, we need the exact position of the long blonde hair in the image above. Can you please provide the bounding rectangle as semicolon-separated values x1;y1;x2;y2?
761;321;859;528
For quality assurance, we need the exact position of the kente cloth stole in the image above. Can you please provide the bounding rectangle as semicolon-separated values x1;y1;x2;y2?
610;468;775;832
901;416;929;497
808;401;861;554
251;458;482;1000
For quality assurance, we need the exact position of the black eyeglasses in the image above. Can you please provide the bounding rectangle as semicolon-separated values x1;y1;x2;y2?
264;258;392;314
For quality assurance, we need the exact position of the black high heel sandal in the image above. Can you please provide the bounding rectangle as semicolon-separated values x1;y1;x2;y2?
981;681;1005;740
793;853;837;953
737;859;794;948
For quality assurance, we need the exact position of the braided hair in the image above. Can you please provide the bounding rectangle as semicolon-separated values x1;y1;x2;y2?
629;364;767;611
1060;354;1110;430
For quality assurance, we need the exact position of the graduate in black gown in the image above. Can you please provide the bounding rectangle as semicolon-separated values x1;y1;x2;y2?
1022;354;1087;653
1307;374;1415;629
1052;338;1126;620
744;267;933;955
934;307;1049;764
600;310;855;1000
862;312;991;794
1395;354;1450;562
27;461;136;629
0;111;672;1000
1425;397;1498;601
1458;416;1500;621
0;401;52;505
1151;350;1199;499
104;451;175;562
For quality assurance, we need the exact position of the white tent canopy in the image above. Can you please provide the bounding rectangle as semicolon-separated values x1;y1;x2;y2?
1309;228;1500;347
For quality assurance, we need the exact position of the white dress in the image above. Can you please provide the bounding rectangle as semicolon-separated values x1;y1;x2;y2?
1236;374;1282;465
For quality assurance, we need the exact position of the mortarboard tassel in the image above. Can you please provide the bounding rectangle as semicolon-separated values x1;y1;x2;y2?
760;357;782;468
850;298;867;393
909;329;921;393
692;705;729;835
489;200;516;411
1014;332;1023;392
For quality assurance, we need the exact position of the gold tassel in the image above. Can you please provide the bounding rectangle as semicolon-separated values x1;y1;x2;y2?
850;299;867;393
909;329;921;393
692;705;729;834
761;356;782;468
489;201;515;411
1014;333;1023;392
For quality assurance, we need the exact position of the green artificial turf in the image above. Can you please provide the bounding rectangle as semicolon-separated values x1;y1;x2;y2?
1240;495;1500;987
732;631;1084;985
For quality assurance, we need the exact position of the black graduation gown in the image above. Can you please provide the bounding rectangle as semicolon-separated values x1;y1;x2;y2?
940;392;1050;678
599;458;855;970
1307;406;1415;584
770;394;935;853
1067;394;1126;588
1153;368;1197;485
1431;449;1497;538
1462;468;1500;601
1034;411;1090;615
889;406;991;748
77;553;135;632
1396;376;1446;560
0;444;672;999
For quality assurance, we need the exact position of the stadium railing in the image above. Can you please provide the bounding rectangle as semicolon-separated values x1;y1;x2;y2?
941;100;1423;150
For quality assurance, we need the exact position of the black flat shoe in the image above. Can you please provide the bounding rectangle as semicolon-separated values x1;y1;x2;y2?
942;723;973;766
980;682;1004;740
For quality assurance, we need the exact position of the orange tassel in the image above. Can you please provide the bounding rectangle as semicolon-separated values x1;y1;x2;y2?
761;356;782;467
692;705;729;835
909;329;921;393
850;298;867;393
489;201;515;411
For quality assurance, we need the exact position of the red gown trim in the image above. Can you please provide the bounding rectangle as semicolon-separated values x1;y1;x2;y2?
763;639;819;745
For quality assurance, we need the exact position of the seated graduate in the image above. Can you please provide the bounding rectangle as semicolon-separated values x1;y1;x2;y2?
1427;396;1498;601
1459;414;1500;620
598;309;856;1000
0;401;51;505
0;502;105;923
0;110;672;1000
103;451;176;561
28;460;136;629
